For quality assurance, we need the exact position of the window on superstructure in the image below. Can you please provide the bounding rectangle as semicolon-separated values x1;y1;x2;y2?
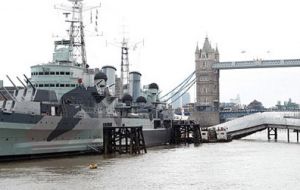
31;72;34;76
60;84;65;87
45;72;49;75
56;84;59;87
50;72;55;75
56;72;59;75
50;84;55;87
38;72;43;75
60;72;65;75
45;84;49;87
66;84;70;87
38;84;44;87
71;84;76;87
66;72;70;75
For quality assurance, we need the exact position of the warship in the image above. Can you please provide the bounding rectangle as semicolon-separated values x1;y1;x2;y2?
0;0;173;159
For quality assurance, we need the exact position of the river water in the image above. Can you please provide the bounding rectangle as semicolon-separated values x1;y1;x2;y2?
1;130;300;190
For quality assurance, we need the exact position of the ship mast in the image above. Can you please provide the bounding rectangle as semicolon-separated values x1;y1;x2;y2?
68;0;86;67
106;34;143;97
120;38;130;95
55;0;100;68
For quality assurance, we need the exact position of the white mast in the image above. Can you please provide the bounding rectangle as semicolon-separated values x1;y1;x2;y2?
55;0;100;68
68;0;86;67
121;38;130;95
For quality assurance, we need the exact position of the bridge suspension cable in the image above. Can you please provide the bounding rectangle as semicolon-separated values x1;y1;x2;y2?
160;71;195;100
169;78;196;105
163;76;195;102
162;71;196;103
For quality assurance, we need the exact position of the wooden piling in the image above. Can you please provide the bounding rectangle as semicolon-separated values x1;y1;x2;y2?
170;121;201;145
192;124;201;144
287;128;290;143
267;127;277;141
103;126;147;154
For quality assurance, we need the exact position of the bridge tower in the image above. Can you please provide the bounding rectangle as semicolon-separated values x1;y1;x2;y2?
191;37;220;127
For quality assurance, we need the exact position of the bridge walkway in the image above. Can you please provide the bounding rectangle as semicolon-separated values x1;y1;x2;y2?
211;112;300;140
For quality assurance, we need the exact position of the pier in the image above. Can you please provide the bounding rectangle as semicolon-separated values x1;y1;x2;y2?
267;127;278;140
103;126;147;154
170;121;201;145
212;112;300;143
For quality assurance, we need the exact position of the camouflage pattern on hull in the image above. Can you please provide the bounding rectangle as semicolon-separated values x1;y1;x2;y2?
0;113;103;156
0;112;170;157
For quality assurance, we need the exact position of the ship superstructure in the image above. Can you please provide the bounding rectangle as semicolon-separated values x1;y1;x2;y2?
0;71;172;158
0;0;174;159
30;0;97;99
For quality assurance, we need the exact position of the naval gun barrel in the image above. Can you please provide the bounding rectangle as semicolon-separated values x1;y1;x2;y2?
6;75;19;90
3;87;17;102
0;91;8;101
23;74;36;92
16;76;27;89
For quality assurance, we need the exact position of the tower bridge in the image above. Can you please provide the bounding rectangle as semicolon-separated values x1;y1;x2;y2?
190;37;300;127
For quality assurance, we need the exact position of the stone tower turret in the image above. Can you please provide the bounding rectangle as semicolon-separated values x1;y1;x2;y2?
191;37;220;127
195;42;200;59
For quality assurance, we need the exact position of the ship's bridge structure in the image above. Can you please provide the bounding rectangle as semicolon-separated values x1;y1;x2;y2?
191;37;300;127
211;112;300;141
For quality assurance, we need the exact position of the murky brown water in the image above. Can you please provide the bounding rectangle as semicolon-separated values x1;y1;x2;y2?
1;130;300;190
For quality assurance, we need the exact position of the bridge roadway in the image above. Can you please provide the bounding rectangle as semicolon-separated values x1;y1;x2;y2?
212;59;300;70
211;112;300;139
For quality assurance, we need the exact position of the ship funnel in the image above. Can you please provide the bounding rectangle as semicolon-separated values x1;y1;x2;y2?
102;66;116;96
129;71;141;102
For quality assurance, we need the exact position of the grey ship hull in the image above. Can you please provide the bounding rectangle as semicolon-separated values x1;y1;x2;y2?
0;112;171;158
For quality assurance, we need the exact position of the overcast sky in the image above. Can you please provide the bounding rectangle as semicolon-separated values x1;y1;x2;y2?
1;0;300;107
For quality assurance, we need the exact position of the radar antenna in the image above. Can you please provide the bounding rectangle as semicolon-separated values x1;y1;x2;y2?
54;0;101;68
106;37;144;97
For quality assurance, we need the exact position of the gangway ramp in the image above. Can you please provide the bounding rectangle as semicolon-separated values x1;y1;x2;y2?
211;112;300;139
